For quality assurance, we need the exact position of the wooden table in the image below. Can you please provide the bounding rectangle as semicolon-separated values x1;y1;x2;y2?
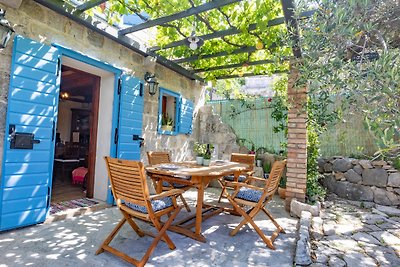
145;161;248;242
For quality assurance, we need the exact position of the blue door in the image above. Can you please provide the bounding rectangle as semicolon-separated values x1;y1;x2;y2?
0;36;60;231
116;74;144;160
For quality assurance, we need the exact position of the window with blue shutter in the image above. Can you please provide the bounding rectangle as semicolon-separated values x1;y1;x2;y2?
157;88;193;135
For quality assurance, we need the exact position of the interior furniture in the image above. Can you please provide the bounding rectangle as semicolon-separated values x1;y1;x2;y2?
145;160;248;242
226;159;287;249
146;151;191;212
96;157;183;267
217;153;255;202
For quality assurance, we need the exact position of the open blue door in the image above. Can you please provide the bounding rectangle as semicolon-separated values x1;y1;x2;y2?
115;74;144;160
0;36;60;231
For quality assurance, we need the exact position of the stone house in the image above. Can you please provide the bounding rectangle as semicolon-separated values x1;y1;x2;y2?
0;0;205;231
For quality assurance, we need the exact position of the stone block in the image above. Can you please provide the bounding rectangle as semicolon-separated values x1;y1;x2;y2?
372;160;386;167
295;237;312;266
323;162;333;172
372;187;399;206
332;158;352;172
353;164;363;175
329;256;346;267
362;168;388;187
359;159;373;169
322;175;336;192
334;172;344;180
375;205;400;216
388;173;400;187
290;199;320;218
0;0;22;8
344;169;362;183
311;216;323;241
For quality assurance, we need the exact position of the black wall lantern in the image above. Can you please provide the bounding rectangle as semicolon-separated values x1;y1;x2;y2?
0;9;14;49
144;72;159;96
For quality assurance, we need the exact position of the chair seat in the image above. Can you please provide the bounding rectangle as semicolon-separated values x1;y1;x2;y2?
126;197;173;214
236;187;263;203
223;174;247;182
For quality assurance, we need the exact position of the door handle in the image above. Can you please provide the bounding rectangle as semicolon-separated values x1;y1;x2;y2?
132;135;144;147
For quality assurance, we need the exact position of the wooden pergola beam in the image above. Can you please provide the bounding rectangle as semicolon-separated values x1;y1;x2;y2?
192;59;279;73
216;70;287;80
119;0;241;35
148;10;315;52
173;43;278;64
77;0;109;12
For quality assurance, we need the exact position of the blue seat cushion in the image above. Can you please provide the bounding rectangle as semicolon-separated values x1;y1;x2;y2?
223;174;247;182
235;187;263;203
126;197;173;214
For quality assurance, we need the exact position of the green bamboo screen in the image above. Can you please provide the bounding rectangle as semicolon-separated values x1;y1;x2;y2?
207;98;377;157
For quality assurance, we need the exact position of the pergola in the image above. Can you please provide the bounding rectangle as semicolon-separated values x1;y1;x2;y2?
34;0;309;209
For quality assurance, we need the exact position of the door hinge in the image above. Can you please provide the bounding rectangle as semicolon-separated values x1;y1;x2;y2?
114;128;118;144
117;78;122;95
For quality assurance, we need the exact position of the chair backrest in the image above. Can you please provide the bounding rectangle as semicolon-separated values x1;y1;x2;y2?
231;153;255;171
104;156;149;207
147;151;171;166
264;159;287;197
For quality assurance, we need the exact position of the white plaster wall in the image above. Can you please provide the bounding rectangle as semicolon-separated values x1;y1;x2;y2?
62;57;114;201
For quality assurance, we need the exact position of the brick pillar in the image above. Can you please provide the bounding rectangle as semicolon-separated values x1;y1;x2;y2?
285;63;307;211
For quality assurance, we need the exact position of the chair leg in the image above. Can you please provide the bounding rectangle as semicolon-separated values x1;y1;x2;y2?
217;179;228;203
227;198;276;249
122;212;145;237
262;207;286;234
179;194;191;212
96;217;127;255
140;207;181;266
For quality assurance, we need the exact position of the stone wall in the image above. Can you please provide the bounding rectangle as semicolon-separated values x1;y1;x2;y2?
197;106;239;160
319;157;400;206
0;0;204;172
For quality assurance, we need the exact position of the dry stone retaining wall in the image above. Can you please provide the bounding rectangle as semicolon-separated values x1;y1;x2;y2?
319;157;400;206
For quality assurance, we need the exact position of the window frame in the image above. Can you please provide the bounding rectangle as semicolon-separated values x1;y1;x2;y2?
158;87;180;135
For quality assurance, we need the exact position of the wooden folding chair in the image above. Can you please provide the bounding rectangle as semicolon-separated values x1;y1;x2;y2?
147;151;191;212
226;159;287;250
217;153;255;202
96;157;183;267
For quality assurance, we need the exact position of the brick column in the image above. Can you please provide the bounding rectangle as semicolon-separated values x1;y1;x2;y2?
285;63;307;211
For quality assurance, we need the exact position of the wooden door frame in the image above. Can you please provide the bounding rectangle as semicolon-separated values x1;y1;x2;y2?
86;76;100;198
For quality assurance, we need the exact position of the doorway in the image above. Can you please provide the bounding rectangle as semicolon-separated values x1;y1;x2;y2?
51;65;100;204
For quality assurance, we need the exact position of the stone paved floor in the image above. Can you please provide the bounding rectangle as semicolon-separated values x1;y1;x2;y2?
310;194;400;267
0;188;298;267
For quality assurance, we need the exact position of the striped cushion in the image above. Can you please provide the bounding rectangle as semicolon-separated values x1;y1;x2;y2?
126;197;173;214
223;175;247;182
236;187;263;203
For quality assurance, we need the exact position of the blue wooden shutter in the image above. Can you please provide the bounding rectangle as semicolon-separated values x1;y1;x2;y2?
0;35;60;231
116;74;144;160
178;98;194;134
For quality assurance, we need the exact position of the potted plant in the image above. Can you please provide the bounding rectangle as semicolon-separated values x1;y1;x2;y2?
194;142;205;165
161;113;173;131
278;176;287;199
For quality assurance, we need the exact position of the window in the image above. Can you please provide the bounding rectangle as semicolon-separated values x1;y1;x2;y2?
158;88;194;135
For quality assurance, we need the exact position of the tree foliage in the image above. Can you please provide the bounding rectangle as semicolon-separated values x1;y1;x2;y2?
296;0;400;162
95;0;291;80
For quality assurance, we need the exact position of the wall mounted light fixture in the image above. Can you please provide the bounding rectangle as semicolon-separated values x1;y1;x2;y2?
144;72;159;96
0;9;14;49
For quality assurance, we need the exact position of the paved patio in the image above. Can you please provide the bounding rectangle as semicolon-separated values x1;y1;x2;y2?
0;188;297;267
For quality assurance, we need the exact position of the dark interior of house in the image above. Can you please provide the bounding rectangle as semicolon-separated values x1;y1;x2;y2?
51;65;95;203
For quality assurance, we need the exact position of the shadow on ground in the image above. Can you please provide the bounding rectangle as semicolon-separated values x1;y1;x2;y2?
0;188;298;267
